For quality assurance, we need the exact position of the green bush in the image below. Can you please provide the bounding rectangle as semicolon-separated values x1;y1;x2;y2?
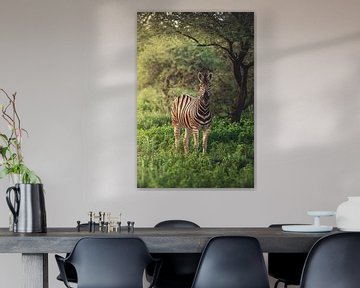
137;113;254;188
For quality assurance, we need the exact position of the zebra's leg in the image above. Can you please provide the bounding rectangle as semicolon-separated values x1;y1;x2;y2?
174;126;181;151
202;127;211;154
183;128;191;154
192;128;199;152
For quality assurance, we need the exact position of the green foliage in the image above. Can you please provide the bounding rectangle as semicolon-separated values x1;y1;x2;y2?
137;35;239;117
137;111;171;131
138;11;255;117
137;113;254;188
0;163;41;184
138;87;168;114
0;89;41;184
138;36;225;88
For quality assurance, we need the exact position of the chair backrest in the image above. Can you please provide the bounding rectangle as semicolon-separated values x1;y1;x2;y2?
268;224;308;285
66;237;154;288
300;232;360;288
191;236;270;288
149;220;201;287
155;219;200;228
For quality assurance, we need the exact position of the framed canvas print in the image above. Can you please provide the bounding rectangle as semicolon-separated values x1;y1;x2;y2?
137;12;254;188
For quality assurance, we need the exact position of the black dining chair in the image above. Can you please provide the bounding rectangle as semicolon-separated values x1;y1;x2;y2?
191;236;270;288
56;223;99;284
268;224;308;288
300;232;360;288
146;220;201;288
55;237;161;288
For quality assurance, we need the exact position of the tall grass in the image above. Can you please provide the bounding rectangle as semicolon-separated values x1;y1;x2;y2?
137;110;254;188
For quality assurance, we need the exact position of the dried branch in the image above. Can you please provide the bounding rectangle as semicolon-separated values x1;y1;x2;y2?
0;88;40;183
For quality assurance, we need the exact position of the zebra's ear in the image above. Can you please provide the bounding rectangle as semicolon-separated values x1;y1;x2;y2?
207;72;213;81
198;72;204;81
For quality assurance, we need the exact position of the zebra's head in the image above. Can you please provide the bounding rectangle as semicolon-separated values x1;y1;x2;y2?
198;71;212;102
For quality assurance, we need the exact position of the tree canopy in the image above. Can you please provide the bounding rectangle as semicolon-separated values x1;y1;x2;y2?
138;12;254;122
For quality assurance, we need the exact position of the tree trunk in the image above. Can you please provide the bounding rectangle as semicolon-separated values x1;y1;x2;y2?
231;60;249;122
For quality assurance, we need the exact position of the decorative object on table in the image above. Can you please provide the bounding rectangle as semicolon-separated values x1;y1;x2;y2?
282;211;336;232
6;183;46;233
76;221;81;232
127;221;135;233
336;196;360;231
0;88;46;233
137;12;255;188
79;211;122;233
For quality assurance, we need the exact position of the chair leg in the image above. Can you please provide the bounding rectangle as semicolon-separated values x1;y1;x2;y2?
274;280;289;288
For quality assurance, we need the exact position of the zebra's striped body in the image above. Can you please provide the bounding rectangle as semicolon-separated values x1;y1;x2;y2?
171;72;212;154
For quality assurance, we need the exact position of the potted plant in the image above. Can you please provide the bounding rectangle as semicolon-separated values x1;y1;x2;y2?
0;88;40;183
0;88;46;233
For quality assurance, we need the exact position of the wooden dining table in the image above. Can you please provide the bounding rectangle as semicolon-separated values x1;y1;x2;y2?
0;226;339;288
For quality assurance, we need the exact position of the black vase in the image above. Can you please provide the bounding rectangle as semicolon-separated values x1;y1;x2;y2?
6;183;47;233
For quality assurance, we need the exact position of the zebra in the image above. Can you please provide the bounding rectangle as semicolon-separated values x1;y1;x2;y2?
171;71;213;154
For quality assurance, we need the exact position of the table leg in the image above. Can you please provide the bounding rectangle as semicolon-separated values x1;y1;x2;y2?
22;253;48;288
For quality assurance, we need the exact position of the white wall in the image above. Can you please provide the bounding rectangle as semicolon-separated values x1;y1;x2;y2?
1;0;360;287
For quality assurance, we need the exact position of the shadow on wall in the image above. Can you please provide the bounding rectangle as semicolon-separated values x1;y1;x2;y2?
263;31;360;62
258;11;360;213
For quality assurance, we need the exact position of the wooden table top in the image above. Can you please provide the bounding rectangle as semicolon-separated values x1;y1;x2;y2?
0;227;340;253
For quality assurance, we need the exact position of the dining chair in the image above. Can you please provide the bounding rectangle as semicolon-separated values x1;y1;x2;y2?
56;223;99;284
268;224;308;288
300;232;360;288
146;220;201;288
191;236;270;288
55;237;161;288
